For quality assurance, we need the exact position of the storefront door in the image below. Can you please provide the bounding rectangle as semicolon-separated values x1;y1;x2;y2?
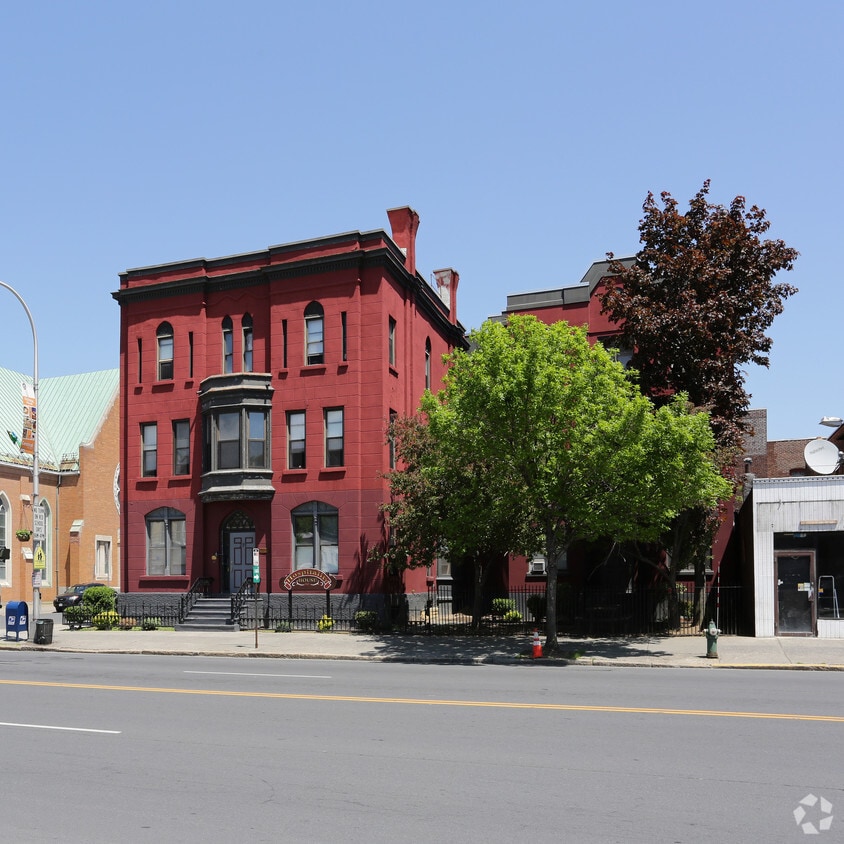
229;532;255;592
775;551;816;635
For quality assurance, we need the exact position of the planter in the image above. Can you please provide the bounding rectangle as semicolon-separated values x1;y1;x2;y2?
15;530;31;541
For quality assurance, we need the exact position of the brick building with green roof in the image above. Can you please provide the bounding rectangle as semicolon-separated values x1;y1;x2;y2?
0;366;119;609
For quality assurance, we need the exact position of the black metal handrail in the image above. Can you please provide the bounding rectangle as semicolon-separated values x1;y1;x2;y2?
231;577;255;626
178;577;213;622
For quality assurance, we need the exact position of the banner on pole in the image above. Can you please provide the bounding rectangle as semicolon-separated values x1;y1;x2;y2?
21;382;35;456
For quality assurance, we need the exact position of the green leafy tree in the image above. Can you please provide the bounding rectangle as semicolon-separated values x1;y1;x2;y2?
380;413;533;628
386;315;730;650
600;181;798;615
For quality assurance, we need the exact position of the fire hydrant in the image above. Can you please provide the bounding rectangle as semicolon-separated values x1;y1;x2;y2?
705;620;720;659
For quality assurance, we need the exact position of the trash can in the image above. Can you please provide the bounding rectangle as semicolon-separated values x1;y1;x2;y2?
34;618;53;645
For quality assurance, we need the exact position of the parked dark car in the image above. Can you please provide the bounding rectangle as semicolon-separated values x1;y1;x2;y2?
53;583;104;613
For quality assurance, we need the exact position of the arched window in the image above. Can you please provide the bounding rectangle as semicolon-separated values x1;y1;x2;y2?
425;338;431;390
222;316;233;374
145;507;187;576
242;314;253;372
304;302;324;365
157;322;174;380
292;501;338;574
0;493;10;584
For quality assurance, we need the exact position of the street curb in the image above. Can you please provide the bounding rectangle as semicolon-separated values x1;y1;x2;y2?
4;642;844;670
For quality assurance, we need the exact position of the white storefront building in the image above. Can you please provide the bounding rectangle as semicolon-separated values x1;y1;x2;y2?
747;476;844;638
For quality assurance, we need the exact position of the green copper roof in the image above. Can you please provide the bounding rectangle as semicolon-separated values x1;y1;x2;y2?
0;367;118;471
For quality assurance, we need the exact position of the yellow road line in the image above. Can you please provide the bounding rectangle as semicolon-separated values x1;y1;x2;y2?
1;678;842;722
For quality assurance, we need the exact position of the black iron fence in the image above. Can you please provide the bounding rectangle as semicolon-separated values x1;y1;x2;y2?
113;604;181;629
108;583;745;637
263;605;356;633
405;583;746;637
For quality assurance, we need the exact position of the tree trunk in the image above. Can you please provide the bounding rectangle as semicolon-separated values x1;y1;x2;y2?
470;556;487;630
693;554;707;630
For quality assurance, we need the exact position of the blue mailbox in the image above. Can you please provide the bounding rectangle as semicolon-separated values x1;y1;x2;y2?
6;601;29;641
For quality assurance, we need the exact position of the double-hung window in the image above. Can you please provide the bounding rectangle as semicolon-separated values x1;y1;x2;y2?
95;537;112;579
388;317;396;367
388;409;397;468
222;316;234;374
173;420;190;475
0;495;9;582
146;508;186;575
217;411;241;470
305;302;324;365
292;501;338;574
324;408;344;467
287;411;306;469
157;323;174;380
141;423;158;477
247;410;267;468
242;314;253;372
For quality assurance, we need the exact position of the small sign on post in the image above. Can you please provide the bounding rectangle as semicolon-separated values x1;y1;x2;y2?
252;547;261;584
32;504;46;542
34;546;46;571
252;548;260;649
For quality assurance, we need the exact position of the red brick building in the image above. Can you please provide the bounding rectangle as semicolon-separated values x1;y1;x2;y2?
112;207;465;616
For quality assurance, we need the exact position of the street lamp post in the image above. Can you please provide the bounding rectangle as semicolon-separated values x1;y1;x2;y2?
0;281;41;621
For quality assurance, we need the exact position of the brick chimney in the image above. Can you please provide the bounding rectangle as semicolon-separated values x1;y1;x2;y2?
386;206;420;276
433;267;459;324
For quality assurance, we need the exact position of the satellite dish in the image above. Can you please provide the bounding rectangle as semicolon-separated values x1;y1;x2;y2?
804;439;841;475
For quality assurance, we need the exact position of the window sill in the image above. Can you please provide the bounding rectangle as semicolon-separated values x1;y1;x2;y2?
151;381;175;392
139;575;189;586
319;467;346;477
301;364;327;376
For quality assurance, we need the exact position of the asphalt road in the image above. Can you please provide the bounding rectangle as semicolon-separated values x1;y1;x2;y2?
0;653;841;843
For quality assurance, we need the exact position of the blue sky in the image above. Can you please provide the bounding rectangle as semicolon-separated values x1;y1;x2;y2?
0;1;839;441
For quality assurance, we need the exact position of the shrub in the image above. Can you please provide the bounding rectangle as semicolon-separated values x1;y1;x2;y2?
82;586;117;615
141;617;161;631
491;598;516;617
64;605;91;628
317;615;334;632
93;611;119;630
354;610;378;633
275;621;293;633
502;610;523;623
118;617;138;630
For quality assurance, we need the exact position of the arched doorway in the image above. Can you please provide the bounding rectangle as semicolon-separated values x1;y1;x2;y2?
222;511;255;594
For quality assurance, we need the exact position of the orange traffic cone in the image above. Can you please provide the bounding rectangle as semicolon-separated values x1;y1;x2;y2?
532;630;543;659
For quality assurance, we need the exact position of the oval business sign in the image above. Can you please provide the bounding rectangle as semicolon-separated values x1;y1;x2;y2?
282;568;334;591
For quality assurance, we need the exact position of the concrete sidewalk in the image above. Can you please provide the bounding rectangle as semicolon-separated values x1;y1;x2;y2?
4;619;844;669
